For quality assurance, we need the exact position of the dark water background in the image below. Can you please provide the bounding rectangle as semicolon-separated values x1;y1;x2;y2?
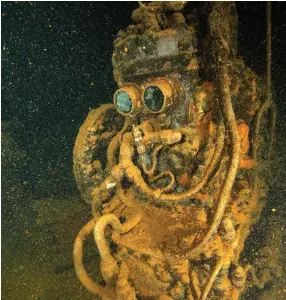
2;2;286;299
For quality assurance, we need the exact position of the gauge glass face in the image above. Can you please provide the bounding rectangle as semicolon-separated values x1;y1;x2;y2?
143;86;164;112
115;91;132;114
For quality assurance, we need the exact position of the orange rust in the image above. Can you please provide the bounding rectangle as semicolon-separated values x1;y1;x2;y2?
233;83;240;95
237;120;254;169
194;193;209;202
208;120;215;135
239;158;254;169
185;58;199;70
195;111;212;138
177;172;191;187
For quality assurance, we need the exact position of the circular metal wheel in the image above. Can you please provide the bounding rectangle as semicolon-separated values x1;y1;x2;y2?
73;104;125;204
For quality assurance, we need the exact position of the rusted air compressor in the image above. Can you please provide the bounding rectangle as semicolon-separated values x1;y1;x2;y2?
73;2;277;299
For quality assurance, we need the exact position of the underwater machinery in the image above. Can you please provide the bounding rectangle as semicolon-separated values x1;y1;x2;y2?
73;2;278;299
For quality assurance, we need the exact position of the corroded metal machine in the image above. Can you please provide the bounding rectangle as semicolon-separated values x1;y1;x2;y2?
73;2;278;299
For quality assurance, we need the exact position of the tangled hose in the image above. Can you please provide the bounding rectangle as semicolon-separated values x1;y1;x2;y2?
107;118;130;171
74;212;142;295
115;122;225;205
185;1;241;260
186;61;240;259
73;219;114;298
93;213;142;283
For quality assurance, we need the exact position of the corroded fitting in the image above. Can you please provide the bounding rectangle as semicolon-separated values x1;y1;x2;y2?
142;77;181;113
133;120;156;154
143;130;182;145
114;83;142;116
132;126;145;155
